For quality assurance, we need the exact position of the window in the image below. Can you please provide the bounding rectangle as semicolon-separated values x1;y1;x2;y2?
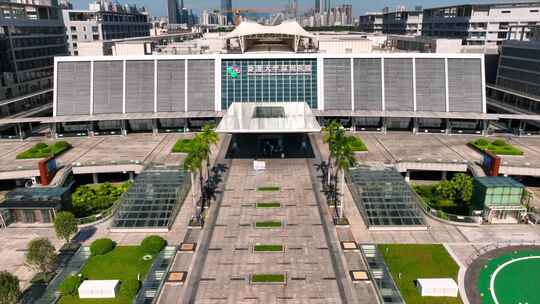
70;26;76;31
530;10;539;13
71;34;77;40
92;26;99;32
501;10;511;14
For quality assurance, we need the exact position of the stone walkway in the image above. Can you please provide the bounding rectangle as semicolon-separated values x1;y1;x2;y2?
179;159;354;303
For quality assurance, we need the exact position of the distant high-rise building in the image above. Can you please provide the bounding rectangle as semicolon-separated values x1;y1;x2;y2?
315;0;331;13
168;0;179;24
221;0;233;25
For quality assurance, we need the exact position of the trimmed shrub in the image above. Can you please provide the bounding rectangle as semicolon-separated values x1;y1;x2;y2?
119;279;140;297
58;275;82;296
35;143;48;149
90;238;115;256
0;271;20;304
492;139;508;146
140;236;167;255
474;138;489;146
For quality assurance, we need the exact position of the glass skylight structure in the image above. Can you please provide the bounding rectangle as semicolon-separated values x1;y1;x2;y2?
111;165;190;231
348;165;427;230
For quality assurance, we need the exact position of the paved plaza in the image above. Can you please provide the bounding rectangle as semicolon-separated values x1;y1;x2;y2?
180;159;365;303
1;132;540;303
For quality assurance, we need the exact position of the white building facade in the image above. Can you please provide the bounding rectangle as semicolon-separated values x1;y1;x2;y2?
422;2;540;46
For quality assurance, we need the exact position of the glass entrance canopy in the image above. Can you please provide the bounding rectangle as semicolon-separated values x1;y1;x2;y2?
217;102;321;133
348;165;427;230
111;165;191;232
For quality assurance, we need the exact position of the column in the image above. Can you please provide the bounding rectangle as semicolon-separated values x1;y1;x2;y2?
412;118;418;135
152;119;158;136
405;171;411;182
129;172;134;181
121;120;127;136
442;171;447;181
92;173;99;184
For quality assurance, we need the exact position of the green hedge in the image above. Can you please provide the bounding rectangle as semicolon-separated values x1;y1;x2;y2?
347;136;368;152
71;182;130;218
257;186;280;192
16;141;72;159
470;138;524;156
140;235;167;255
119;279;140;297
171;139;194;153
256;201;281;208
58;275;82;296
251;274;285;283
254;244;283;252
255;221;282;228
90;238;115;256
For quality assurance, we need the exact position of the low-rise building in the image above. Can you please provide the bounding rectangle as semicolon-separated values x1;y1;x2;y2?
382;10;423;36
358;12;383;33
422;2;540;47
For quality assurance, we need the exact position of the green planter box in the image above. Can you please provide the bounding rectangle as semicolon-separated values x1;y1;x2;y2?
254;221;282;229
250;273;286;285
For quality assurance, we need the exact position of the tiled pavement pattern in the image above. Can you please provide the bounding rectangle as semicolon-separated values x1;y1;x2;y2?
188;159;348;303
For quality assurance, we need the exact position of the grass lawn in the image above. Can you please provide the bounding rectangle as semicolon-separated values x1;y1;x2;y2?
470;138;523;156
58;246;155;304
256;201;281;208
171;138;194;153
16;141;72;159
257;186;280;192
255;220;282;228
348;136;368;152
253;244;284;252
251;274;285;283
379;244;462;304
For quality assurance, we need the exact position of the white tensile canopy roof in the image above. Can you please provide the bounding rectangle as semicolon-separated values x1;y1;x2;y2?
217;102;321;133
225;20;315;40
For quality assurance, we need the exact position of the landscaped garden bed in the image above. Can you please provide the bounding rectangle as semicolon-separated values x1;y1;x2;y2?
253;244;284;252
250;273;286;285
254;220;282;229
469;138;523;156
378;244;462;304
57;236;166;304
256;186;280;192
16;141;72;159
256;201;281;208
347;136;368;152
70;182;130;220
171;138;194;153
413;173;474;216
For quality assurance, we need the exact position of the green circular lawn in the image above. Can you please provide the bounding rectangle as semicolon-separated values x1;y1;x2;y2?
477;250;540;304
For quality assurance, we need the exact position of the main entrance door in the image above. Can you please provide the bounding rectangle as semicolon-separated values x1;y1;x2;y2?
226;133;314;159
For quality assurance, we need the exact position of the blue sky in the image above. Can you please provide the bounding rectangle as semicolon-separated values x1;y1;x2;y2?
70;0;522;17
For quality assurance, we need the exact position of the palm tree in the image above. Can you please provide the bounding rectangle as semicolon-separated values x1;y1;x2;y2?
332;135;356;220
322;120;342;189
199;124;219;188
183;137;205;220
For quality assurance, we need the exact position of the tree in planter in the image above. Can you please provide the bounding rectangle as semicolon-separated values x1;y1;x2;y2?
54;211;78;243
183;137;206;221
436;173;473;211
332;130;357;221
322;120;342;190
25;238;56;273
0;271;20;304
199;124;219;182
